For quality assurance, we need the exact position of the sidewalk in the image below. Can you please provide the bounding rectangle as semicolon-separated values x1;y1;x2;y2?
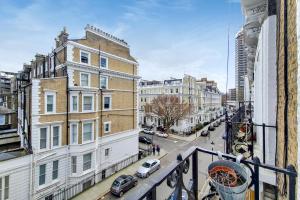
72;149;167;200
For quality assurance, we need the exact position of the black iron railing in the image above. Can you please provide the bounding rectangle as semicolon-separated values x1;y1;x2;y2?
126;146;297;200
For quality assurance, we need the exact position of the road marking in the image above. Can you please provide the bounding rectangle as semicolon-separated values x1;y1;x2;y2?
174;141;178;143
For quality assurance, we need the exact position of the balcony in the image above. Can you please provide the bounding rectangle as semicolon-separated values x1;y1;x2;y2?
126;146;297;200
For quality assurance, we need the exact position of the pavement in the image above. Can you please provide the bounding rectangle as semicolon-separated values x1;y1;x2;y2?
72;149;167;200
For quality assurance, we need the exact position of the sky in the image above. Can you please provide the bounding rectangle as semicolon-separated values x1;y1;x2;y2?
0;0;243;92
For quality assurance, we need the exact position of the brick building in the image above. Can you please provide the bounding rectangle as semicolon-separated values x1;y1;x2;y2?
13;25;139;199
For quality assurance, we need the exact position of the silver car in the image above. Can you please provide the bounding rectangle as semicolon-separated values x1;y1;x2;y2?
136;159;160;178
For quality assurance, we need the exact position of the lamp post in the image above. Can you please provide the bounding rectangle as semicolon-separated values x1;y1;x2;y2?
211;141;215;162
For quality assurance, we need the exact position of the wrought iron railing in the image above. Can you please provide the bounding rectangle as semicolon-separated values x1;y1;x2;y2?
126;146;297;200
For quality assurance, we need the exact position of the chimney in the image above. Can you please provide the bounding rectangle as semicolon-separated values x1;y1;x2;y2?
56;27;69;47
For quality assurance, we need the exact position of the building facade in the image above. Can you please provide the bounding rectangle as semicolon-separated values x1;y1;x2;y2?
235;29;248;102
139;75;222;133
3;25;140;200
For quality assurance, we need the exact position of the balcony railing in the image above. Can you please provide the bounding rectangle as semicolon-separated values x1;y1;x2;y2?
126;146;297;200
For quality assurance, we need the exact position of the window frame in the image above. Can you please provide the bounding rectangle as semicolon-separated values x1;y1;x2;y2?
82;94;94;112
82;121;94;143
80;50;90;65
39;127;49;150
51;125;61;149
71;156;77;174
100;75;108;89
52;160;59;180
80;72;90;87
70;94;79;112
83;153;92;171
103;121;111;134
0;175;9;200
45;91;56;114
103;95;112;110
100;56;108;68
70;123;78;144
39;164;46;186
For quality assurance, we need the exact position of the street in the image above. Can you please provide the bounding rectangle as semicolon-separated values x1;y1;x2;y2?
101;122;225;200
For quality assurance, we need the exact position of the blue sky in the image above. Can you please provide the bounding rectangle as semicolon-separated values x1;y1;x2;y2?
0;0;243;92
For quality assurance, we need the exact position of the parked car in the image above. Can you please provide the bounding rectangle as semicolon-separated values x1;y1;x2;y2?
200;129;210;137
155;131;168;138
220;118;225;122
139;136;152;144
208;125;215;131
157;126;166;132
213;122;219;127
142;128;155;135
110;175;138;197
136;159;160;178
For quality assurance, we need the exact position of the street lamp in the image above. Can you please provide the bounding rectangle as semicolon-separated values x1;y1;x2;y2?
211;141;215;162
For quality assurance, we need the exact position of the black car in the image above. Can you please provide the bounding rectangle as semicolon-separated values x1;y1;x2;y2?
208;125;215;131
200;129;210;137
110;175;138;197
139;136;152;144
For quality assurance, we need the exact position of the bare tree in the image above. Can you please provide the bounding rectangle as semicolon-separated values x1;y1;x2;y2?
144;95;191;135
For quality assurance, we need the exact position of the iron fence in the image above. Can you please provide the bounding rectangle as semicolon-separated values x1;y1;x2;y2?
49;154;138;200
126;146;297;200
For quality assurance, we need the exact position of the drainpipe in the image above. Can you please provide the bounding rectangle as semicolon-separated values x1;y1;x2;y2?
53;52;57;77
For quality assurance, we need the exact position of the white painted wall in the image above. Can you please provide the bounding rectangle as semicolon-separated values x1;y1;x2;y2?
0;155;31;200
253;15;277;185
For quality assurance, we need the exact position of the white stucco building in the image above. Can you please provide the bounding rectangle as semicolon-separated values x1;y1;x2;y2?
139;75;223;133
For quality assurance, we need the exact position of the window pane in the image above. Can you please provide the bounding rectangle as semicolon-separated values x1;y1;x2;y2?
81;74;89;86
71;124;78;144
52;160;58;180
100;77;107;89
40;128;47;149
81;52;89;64
83;96;92;111
72;96;77;111
83;123;92;142
39;164;46;185
47;95;53;112
104;97;110;109
53;126;59;147
71;156;77;173
100;57;107;68
83;153;92;171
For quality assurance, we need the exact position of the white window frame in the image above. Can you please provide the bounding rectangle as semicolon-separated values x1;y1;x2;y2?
0;175;9;200
83;153;92;171
70;94;79;112
80;50;91;65
39;127;49;150
71;156;77;174
100;56;108;68
70;123;78;144
100;75;108;89
52;160;59;180
80;72;90;87
105;148;110;157
45;91;56;114
39;164;46;186
103;121;111;134
82;94;94;112
51;125;61;149
82;121;94;143
103;95;112;110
